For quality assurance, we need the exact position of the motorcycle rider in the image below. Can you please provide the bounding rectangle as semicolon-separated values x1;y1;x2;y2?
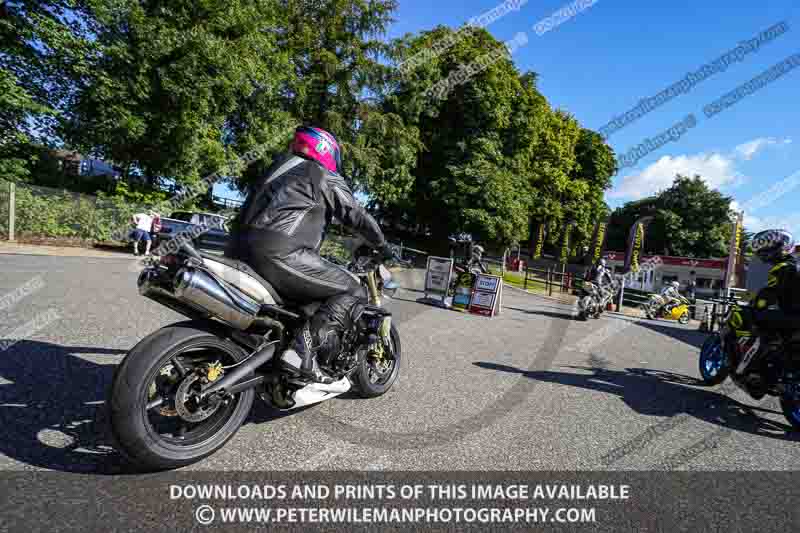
659;281;685;314
227;126;394;384
588;258;613;286
581;258;614;315
739;229;800;383
469;243;488;274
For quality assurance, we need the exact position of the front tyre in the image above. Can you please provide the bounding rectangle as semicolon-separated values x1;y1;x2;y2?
355;324;401;398
109;321;254;471
578;296;593;321
780;385;800;430
699;334;729;385
678;311;690;325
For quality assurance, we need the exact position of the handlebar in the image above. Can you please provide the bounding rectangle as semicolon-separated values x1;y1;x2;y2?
352;249;411;271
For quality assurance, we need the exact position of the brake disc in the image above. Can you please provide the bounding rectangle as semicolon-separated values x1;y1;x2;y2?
174;374;221;423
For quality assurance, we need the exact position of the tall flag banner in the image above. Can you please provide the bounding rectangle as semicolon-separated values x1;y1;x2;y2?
725;211;744;289
530;219;547;259
589;216;611;265
623;216;654;273
560;221;577;265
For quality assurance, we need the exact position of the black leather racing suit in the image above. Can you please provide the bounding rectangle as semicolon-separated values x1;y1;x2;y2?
228;153;386;372
730;255;800;382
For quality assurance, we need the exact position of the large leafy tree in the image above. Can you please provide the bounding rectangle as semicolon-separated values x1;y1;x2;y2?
62;0;295;192
381;27;543;245
379;26;615;249
606;174;734;257
1;0;97;181
2;0;617;252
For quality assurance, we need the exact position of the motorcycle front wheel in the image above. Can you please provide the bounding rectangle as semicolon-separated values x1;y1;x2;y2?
355;324;402;398
780;387;800;430
678;311;690;325
109;321;255;471
698;334;729;385
578;296;592;321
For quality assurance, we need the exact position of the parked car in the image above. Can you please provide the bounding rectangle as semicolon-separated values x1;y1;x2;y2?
154;211;230;253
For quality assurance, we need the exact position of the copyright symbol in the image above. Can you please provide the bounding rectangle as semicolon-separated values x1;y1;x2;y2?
195;505;215;525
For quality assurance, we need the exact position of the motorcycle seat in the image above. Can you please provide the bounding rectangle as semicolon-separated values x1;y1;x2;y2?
199;251;283;305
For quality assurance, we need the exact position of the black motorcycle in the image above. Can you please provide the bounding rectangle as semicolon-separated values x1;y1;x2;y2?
108;240;405;471
577;279;618;320
577;281;602;320
699;299;800;430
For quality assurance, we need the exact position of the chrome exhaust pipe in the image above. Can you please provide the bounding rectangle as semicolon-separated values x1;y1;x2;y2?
174;268;259;330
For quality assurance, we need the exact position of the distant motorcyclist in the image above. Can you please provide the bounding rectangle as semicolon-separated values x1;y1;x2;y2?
585;258;615;314
469;244;489;274
588;258;614;287
659;281;686;314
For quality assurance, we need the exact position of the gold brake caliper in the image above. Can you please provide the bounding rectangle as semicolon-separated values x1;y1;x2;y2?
370;316;392;361
205;361;223;382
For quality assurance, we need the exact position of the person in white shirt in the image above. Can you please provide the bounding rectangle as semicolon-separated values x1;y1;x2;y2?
131;212;154;256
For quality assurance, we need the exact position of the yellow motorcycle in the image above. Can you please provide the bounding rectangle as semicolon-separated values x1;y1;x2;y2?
642;294;691;324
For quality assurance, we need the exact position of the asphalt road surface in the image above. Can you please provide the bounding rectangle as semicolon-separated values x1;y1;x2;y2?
1;253;798;473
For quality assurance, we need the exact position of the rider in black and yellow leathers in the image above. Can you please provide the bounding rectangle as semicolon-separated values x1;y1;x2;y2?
729;230;800;393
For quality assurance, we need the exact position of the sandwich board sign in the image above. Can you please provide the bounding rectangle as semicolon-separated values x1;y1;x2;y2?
451;271;476;312
468;273;503;317
417;256;454;308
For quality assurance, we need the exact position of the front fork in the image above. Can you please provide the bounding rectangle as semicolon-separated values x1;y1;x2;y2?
365;271;392;353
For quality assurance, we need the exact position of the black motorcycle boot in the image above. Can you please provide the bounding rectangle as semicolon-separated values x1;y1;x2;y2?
278;324;335;384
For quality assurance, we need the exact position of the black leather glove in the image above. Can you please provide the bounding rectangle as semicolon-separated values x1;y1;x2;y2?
380;242;397;261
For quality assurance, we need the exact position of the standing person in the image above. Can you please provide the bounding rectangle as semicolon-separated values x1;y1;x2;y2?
131;211;154;256
687;271;698;319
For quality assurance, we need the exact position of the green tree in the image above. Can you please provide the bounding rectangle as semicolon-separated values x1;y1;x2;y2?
63;0;295;193
1;0;97;182
607;175;734;257
380;27;541;245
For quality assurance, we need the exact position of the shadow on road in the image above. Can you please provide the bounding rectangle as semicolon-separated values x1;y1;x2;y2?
0;340;297;473
0;340;127;473
473;361;799;441
635;320;709;349
504;306;577;321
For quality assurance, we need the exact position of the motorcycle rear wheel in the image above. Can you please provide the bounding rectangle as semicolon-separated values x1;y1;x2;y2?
109;321;254;471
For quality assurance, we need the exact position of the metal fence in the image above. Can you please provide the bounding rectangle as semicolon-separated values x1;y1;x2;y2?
484;257;581;298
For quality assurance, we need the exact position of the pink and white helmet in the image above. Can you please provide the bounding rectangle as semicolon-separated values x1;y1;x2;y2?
291;126;341;173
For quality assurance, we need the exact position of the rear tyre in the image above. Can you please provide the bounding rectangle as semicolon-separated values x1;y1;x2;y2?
355;324;401;398
109;321;254;471
698;334;729;385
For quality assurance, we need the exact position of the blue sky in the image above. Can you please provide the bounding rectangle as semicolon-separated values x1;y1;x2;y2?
217;0;800;234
